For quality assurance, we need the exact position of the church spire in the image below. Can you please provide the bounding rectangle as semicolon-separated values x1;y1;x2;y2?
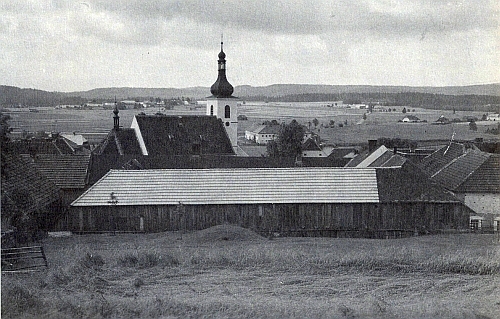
210;39;234;98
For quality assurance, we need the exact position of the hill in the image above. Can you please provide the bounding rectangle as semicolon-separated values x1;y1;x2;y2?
1;84;499;110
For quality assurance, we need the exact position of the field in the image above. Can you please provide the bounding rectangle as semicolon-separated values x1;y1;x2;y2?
5;103;500;148
2;227;500;319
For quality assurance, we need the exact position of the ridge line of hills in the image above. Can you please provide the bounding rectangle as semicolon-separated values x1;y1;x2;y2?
1;84;500;112
73;83;500;99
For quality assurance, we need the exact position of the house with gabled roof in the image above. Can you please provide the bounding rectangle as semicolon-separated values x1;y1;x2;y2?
1;152;62;231
345;145;407;168
70;163;470;236
20;154;91;207
419;143;500;231
245;124;281;145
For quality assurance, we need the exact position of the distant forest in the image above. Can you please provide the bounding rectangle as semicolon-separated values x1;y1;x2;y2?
242;93;500;112
1;85;500;112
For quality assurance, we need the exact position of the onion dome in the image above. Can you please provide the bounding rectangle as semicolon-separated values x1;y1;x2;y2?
210;41;234;98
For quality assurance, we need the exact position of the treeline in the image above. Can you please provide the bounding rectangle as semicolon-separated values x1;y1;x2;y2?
242;92;500;112
0;86;84;107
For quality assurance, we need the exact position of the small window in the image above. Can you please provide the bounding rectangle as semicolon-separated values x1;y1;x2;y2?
210;105;214;116
225;122;230;126
225;105;230;118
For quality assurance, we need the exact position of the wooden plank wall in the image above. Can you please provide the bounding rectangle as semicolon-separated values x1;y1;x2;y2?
70;202;471;234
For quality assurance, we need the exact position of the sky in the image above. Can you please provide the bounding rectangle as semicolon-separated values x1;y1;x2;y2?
1;0;499;92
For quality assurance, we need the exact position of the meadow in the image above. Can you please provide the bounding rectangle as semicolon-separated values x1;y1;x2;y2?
5;103;499;147
2;226;500;319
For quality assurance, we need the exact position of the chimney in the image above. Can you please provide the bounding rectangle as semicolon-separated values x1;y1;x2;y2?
368;139;377;153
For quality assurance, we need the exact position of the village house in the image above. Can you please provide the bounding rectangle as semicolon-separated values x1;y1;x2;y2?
419;142;500;231
400;115;422;123
487;113;500;121
1;152;63;232
345;144;407;168
245;124;281;145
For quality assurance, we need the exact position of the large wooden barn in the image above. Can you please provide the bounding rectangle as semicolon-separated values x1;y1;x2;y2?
69;163;472;237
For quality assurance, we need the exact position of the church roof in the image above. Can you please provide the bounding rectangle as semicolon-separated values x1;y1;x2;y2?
134;114;234;156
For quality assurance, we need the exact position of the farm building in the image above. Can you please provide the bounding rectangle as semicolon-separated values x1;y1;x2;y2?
1;152;63;231
70;163;471;237
486;113;500;121
419;143;500;231
401;115;421;123
245;124;281;145
19;154;90;206
345;145;407;168
301;138;335;158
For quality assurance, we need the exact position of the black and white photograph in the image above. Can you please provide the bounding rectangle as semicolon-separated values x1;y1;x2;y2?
1;1;499;318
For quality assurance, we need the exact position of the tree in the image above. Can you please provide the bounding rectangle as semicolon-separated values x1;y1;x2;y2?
267;120;305;157
1;112;12;151
402;107;407;113
469;120;478;131
312;118;319;128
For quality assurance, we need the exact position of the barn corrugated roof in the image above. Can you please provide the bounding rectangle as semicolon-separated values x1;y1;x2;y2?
430;150;490;191
71;167;380;206
135;115;234;156
21;154;91;189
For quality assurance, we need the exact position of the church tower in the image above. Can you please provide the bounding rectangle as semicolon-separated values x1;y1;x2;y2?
206;40;238;149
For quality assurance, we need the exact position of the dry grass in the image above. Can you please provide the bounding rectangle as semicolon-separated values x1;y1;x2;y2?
2;227;500;319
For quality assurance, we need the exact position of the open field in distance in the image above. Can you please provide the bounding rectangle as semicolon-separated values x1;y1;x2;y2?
2;229;499;319
4;102;499;147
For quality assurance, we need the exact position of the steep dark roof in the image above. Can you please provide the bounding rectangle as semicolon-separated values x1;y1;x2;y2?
1;152;61;215
135;115;234;156
9;138;79;155
345;146;406;168
376;162;460;203
93;128;142;156
20;154;91;189
456;154;500;193
302;138;322;151
370;152;407;167
419;143;465;176
430;150;490;191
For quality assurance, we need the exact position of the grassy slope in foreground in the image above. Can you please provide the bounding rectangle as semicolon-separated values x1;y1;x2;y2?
2;228;500;319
